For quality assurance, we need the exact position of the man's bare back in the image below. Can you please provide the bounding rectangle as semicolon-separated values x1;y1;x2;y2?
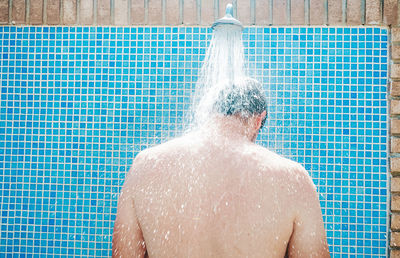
113;120;330;258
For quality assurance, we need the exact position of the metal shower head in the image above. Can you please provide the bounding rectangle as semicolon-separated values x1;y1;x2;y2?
211;3;243;30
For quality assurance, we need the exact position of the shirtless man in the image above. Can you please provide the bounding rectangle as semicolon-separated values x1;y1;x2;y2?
112;78;330;258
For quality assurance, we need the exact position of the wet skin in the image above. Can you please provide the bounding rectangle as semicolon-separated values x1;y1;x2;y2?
113;114;330;258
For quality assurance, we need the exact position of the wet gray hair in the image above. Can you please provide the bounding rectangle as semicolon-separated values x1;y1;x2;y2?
213;77;268;127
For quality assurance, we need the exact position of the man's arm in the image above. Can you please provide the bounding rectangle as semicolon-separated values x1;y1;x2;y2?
112;166;147;258
286;167;330;258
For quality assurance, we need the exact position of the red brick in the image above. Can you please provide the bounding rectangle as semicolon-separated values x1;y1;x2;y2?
291;0;304;25
393;214;400;233
392;81;400;96
0;0;8;23
393;119;400;135
347;0;361;25
273;0;287;25
183;0;196;25
131;0;144;24
390;64;400;78
393;44;400;60
366;0;381;24
115;0;128;24
148;0;161;24
392;231;400;246
255;0;270;25
384;0;398;25
392;249;400;257
392;137;400;153
393;195;400;212
46;0;60;24
310;0;324;24
393;177;400;192
393;64;400;79
396;96;400;117
237;0;251;25
328;0;341;25
392;100;400;115
393;213;400;230
79;0;93;24
393;28;400;42
30;0;43;24
200;0;214;25
392;157;400;173
165;0;179;24
97;0;110;24
63;0;76;24
12;0;25;23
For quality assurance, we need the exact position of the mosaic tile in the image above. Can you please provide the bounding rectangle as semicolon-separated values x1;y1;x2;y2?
0;26;388;257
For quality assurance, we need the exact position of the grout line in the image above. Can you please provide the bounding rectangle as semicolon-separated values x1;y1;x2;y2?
232;0;237;18
162;0;165;25
110;0;114;24
144;0;148;24
60;0;63;24
380;0;384;24
361;0;365;24
286;0;291;25
76;0;80;24
93;0;97;24
26;0;30;24
250;0;255;24
127;0;131;25
304;0;309;25
196;0;201;24
43;0;47;24
398;0;400;27
269;0;273;25
179;0;183;24
342;0;347;25
8;0;12;24
214;0;219;20
323;0;328;25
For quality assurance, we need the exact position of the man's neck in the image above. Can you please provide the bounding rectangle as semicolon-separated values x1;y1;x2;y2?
199;115;256;143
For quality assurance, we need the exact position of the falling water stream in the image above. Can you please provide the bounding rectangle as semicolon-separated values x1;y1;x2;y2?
190;4;247;128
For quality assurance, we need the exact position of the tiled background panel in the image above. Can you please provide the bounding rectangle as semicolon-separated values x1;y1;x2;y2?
0;26;388;257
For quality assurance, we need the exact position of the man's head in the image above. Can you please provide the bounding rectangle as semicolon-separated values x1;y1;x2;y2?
212;77;267;140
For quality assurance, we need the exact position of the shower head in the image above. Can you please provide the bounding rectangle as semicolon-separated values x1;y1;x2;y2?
211;3;243;31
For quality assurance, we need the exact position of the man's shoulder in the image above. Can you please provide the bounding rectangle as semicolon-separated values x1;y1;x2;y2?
137;135;192;159
131;134;194;172
126;135;196;189
250;145;312;183
250;144;302;168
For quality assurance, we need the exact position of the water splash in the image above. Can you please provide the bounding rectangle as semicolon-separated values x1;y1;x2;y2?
190;23;247;128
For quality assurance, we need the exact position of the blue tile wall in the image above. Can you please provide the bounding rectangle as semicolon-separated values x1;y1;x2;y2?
0;26;388;257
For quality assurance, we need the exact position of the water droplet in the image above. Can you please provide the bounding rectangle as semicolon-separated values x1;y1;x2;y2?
165;231;170;240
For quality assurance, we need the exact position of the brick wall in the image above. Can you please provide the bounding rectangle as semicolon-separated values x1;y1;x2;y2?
0;0;399;256
392;27;400;256
0;0;396;26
